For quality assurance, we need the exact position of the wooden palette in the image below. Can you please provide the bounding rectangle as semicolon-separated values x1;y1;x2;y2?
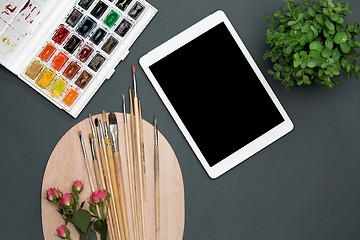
41;113;185;239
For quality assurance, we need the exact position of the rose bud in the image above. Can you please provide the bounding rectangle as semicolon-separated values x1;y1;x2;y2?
91;190;108;204
56;225;70;239
72;181;83;193
59;193;74;207
46;188;60;202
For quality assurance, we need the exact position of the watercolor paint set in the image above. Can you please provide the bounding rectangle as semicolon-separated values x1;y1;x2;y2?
0;0;157;117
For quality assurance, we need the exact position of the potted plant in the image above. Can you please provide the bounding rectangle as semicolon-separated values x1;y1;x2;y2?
264;0;360;90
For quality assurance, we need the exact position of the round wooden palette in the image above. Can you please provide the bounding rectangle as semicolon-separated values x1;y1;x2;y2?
41;113;185;239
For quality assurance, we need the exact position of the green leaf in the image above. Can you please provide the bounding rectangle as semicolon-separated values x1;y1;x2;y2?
264;14;270;20
330;13;339;22
325;20;335;31
315;14;324;25
307;59;318;68
334;32;347;44
284;46;293;55
309;41;323;52
303;75;311;85
332;48;341;60
287;20;298;26
321;48;332;58
300;34;308;45
308;7;316;17
340;42;351;53
94;220;102;232
336;17;345;24
71;210;92;234
325;38;333;49
296;69;303;78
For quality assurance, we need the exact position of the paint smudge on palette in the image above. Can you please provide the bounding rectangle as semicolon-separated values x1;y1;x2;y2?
11;0;42;34
0;26;24;62
0;0;27;23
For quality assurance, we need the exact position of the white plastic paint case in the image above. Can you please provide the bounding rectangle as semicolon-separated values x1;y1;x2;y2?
0;0;157;118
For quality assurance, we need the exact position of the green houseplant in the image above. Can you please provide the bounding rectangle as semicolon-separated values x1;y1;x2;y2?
264;0;360;90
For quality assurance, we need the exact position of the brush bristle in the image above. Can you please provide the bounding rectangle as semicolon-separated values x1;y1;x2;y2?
132;64;136;73
78;130;82;135
94;118;99;127
109;112;117;124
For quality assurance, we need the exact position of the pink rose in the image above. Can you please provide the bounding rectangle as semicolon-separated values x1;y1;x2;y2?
90;190;108;204
59;193;73;207
46;188;60;202
56;225;70;239
72;180;83;193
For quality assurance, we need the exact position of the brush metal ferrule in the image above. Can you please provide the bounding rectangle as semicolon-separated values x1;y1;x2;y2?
89;115;96;138
96;124;102;147
110;124;119;152
79;134;87;158
89;137;96;160
154;115;159;146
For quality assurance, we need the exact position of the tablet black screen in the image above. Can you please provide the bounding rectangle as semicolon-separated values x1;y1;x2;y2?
149;22;284;167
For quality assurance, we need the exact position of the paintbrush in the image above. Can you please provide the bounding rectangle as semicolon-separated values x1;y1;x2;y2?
122;94;138;240
132;65;146;240
88;132;118;240
129;87;142;239
88;133;102;190
95;118;121;240
139;99;147;201
109;112;130;240
102;110;126;240
78;131;95;192
154;115;160;240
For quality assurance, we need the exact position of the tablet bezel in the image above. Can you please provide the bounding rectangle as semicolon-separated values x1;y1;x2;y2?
140;10;294;179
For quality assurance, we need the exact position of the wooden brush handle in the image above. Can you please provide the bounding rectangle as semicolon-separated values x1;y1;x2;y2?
93;159;103;190
99;145;121;240
113;151;130;240
134;96;146;240
124;117;138;240
106;143;126;240
154;144;160;240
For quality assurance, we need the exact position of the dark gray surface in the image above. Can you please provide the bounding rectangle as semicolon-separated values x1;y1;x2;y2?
1;0;360;239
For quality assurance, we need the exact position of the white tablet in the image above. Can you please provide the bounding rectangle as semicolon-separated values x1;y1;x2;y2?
140;10;294;178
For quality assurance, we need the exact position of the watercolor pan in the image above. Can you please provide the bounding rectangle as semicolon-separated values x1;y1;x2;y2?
36;68;56;89
115;19;132;37
88;53;106;72
39;43;56;62
52;52;69;71
128;2;145;20
0;0;157;117
90;28;107;45
62;88;79;107
104;10;120;28
63;61;81;80
91;1;108;19
75;70;93;89
76;17;97;37
116;0;133;11
102;36;119;54
25;60;44;80
77;45;94;62
49;77;68;98
79;0;96;10
64;35;82;54
52;25;70;45
66;9;84;28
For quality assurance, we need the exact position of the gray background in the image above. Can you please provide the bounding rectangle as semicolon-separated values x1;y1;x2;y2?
1;0;360;239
